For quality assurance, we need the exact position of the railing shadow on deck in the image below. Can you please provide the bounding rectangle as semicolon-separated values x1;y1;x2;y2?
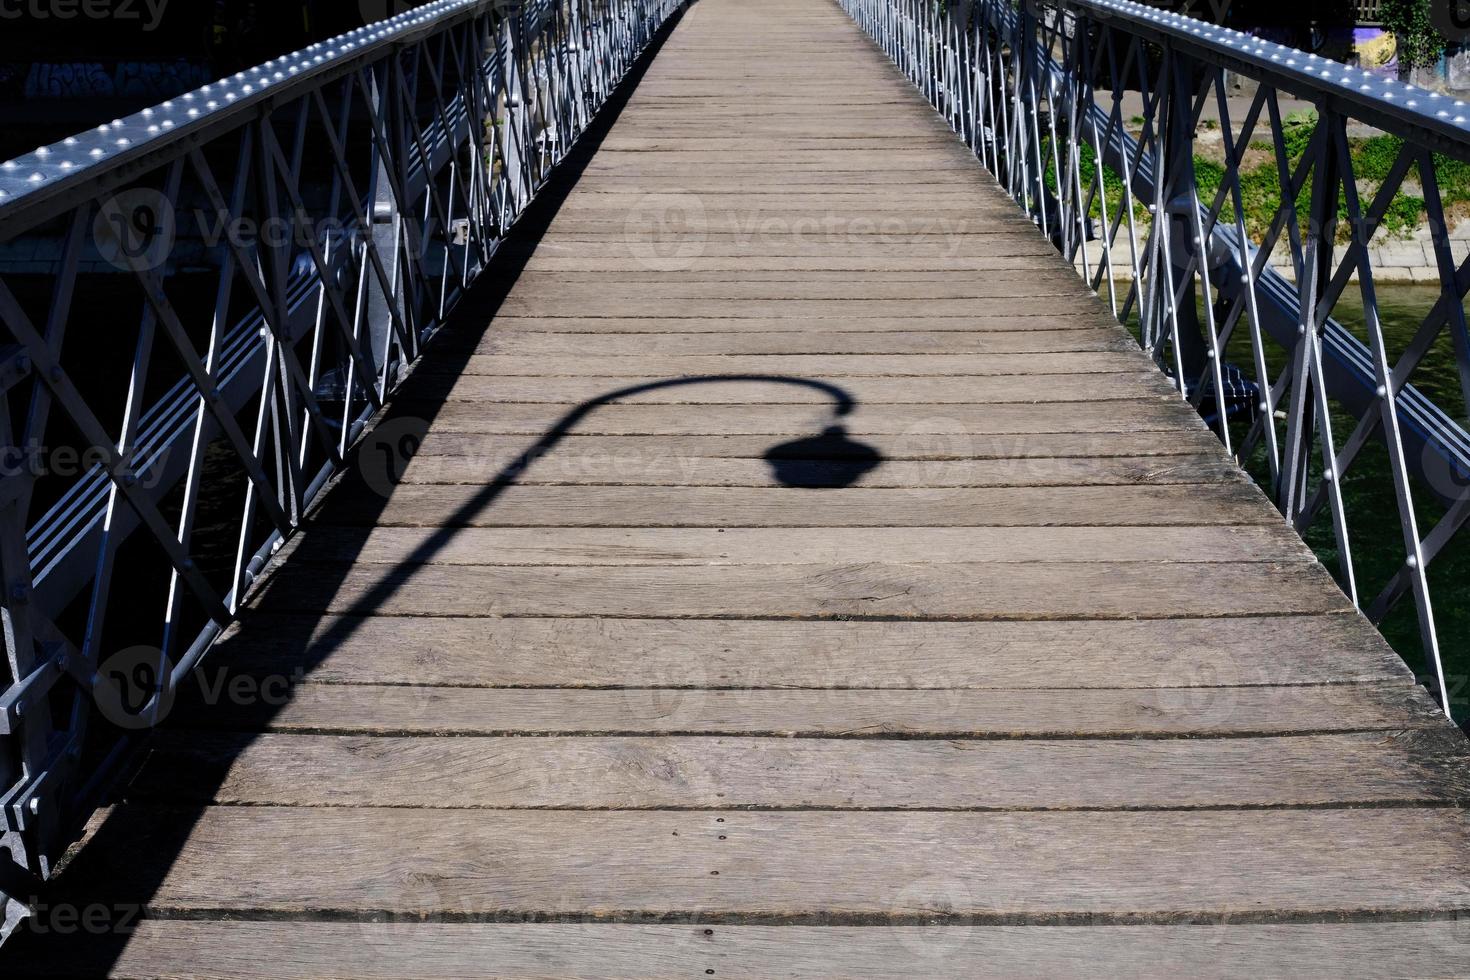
2;5;892;969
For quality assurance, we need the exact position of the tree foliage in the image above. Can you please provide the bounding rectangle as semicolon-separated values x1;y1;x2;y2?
1381;0;1448;71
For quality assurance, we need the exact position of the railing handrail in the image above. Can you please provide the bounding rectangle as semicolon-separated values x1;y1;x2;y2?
1067;0;1470;157
0;0;505;235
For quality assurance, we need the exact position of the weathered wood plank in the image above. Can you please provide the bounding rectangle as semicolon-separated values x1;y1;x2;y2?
401;431;1228;462
316;483;1276;528
469;314;1112;333
515;255;1063;272
215;613;1410;689
466;314;1100;336
557;194;1034;210
133;731;1470;810
447;352;1157;376
171;681;1443;739
467;329;1126;355
478;303;1126;327
22;920;1470;980
277;525;1312;567
58;806;1470;919
503;269;1079;282
247;560;1353;619
392;451;1245;489
400;400;1199;436
545;207;1028;230
497;240;1058;259
500;268;1090;286
413;372;1180;404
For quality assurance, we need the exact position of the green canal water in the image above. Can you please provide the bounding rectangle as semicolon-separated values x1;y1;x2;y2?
1198;283;1470;720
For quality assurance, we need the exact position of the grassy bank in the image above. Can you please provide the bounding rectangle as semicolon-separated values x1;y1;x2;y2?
1057;111;1470;242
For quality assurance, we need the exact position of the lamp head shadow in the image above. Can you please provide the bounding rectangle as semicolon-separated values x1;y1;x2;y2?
763;425;884;489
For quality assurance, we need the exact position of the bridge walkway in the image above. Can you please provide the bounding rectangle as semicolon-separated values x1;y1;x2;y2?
19;0;1470;974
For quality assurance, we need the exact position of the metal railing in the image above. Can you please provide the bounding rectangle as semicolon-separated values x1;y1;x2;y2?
0;0;681;936
839;0;1470;718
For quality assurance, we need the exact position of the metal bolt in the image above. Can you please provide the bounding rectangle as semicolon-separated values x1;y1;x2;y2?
13;698;23;718
1408;555;1419;568
1376;385;1387;397
27;798;39;816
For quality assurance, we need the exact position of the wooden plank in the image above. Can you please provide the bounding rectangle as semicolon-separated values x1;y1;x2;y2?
557;193;1027;210
23;920;1470;980
480;303;1126;327
488;274;1087;296
413;373;1181;403
402;431;1228;462
392;451;1246;489
546;205;1027;223
215;612;1410;689
246;560;1353;619
498;240;1059;259
494;276;1092;297
574;151;1011;164
58;806;1470;919
467;312;1115;332
467;329;1126;355
515;255;1065;272
447;352;1156;376
502;268;1078;281
131;731;1470;810
402;400;1200;437
316;483;1278;528
173;681;1444;739
276;525;1313;567
591;137;979;150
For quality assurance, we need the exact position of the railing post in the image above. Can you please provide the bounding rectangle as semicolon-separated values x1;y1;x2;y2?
499;3;531;217
1160;52;1209;386
366;63;405;392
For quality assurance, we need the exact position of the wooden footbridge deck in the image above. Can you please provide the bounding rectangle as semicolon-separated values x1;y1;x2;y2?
17;0;1470;974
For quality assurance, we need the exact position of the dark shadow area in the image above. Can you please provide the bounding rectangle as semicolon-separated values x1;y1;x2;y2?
2;2;889;970
765;426;883;489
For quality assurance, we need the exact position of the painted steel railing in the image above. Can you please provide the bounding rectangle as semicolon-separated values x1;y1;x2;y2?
839;0;1470;719
0;0;681;936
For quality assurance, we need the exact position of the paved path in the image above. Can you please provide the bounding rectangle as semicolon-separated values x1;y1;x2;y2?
19;0;1470;975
